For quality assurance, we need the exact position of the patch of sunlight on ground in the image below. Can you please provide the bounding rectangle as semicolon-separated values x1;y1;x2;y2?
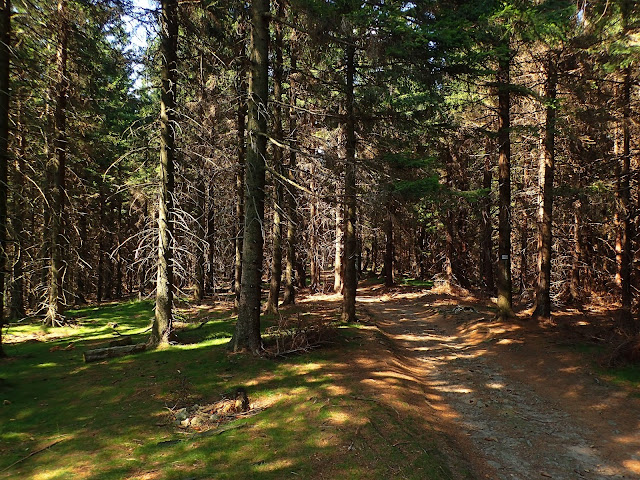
486;382;505;389
254;458;294;472
327;410;351;425
292;362;324;374
33;469;71;480
36;362;60;368
300;293;341;302
623;459;640;473
357;296;383;303
325;384;349;395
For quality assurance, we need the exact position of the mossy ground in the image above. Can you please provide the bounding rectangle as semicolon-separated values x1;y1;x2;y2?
0;297;460;480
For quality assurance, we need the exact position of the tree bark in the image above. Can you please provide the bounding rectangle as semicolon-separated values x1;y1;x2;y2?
45;0;68;327
266;1;285;314
282;26;297;305
83;343;147;363
334;196;343;293
533;53;557;321
0;0;9;356
10;97;26;319
496;40;513;318
149;0;177;348
616;66;634;334
480;140;494;293
229;0;269;353
569;198;583;303
193;182;205;303
341;44;357;323
383;206;393;287
233;44;247;307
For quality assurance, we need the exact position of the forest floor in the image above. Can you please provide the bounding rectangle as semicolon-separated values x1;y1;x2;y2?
2;284;639;479
357;282;640;479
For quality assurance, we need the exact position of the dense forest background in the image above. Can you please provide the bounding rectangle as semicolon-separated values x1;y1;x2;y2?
0;0;638;355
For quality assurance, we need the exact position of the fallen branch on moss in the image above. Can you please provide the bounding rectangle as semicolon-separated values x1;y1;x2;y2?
83;343;146;363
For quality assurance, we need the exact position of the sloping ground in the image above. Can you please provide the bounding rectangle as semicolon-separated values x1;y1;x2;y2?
359;286;640;479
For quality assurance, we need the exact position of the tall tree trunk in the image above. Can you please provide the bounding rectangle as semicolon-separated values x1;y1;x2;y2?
282;26;297;305
533;53;557;321
341;44;357;322
10;97;26;319
45;0;68;327
496;40;513;318
234;48;247;307
480;141;494;292
266;1;285;314
149;0;177;347
0;0;9;356
617;66;634;334
230;0;269;353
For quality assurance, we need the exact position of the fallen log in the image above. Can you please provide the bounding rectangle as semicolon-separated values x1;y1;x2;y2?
109;336;133;347
83;343;147;363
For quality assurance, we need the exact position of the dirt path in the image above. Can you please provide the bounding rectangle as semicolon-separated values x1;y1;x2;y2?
359;288;640;480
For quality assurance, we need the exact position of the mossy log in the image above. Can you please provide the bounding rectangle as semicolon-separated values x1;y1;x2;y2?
83;343;146;363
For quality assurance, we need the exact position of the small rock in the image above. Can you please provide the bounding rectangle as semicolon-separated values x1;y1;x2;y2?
190;415;207;427
174;408;188;422
180;418;191;427
3;399;10;405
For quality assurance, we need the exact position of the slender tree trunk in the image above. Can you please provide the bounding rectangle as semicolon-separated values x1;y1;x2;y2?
334;196;343;293
533;54;557;321
266;1;285;314
569;198;582;303
383;206;393;287
45;0;68;327
234;50;247;307
480;142;494;292
10;97;26;319
0;0;9;356
496;41;513;318
149;0;177;348
342;44;357;322
194;182;205;303
230;0;269;353
282;26;297;305
115;200;123;299
74;211;87;305
206;184;216;295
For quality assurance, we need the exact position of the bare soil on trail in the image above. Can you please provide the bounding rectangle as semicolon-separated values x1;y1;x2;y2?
357;285;640;480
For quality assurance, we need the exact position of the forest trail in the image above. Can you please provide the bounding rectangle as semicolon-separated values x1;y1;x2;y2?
358;287;640;480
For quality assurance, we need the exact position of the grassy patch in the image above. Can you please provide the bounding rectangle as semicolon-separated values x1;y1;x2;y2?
0;299;459;480
597;364;640;391
400;278;434;288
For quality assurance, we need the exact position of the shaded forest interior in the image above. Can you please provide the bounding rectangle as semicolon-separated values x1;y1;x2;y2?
0;0;639;354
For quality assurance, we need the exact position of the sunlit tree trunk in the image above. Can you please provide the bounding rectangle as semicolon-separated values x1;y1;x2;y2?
45;0;68;327
230;0;269;353
334;194;343;293
0;0;9;355
533;53;557;321
496;39;513;318
149;0;177;347
480;140;494;293
341;44;357;322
